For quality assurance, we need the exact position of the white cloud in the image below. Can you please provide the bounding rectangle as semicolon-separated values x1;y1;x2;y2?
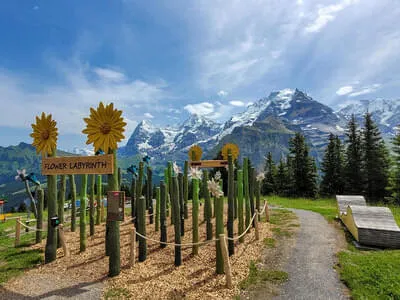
305;0;358;33
0;61;169;147
144;112;154;119
93;67;126;82
336;85;353;95
297;0;304;5
184;102;214;115
229;100;246;107
349;84;381;97
218;90;228;97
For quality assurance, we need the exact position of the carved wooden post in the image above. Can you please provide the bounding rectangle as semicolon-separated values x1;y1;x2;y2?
58;224;70;257
130;227;136;267
219;234;232;289
254;210;260;240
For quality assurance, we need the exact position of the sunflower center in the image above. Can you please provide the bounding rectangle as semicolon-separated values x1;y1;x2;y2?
100;123;112;134
41;130;50;140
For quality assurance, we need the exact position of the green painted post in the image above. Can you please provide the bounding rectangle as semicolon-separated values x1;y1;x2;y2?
256;176;261;221
164;168;170;218
183;161;189;219
147;167;153;224
57;175;66;248
250;167;255;227
36;187;44;243
168;162;174;225
237;170;244;243
45;163;57;263
96;175;102;225
178;173;185;236
155;187;160;231
138;195;147;262
130;177;136;224
108;150;120;277
227;153;235;256
160;181;167;248
69;175;76;232
234;180;238;220
89;174;95;236
80;174;87;252
172;176;181;266
135;162;144;229
215;179;224;274
192;178;199;255
203;170;212;240
243;158;251;230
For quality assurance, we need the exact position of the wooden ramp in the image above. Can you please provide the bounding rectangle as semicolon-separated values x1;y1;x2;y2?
336;195;400;249
336;195;366;215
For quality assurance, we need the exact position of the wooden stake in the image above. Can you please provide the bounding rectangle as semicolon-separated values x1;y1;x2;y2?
58;224;70;257
15;217;21;247
265;200;270;222
219;234;232;289
130;227;136;267
254;210;259;240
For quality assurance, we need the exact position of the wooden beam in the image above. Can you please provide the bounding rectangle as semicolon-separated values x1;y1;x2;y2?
189;160;228;168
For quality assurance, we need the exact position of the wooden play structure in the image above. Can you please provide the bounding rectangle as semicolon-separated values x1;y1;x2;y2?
336;195;400;249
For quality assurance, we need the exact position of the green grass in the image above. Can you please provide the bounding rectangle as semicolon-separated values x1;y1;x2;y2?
239;261;288;290
271;227;292;237
266;195;400;299
263;237;276;248
338;250;400;300
267;196;338;222
104;287;131;299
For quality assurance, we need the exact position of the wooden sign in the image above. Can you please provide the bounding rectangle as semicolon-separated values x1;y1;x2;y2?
189;160;228;168
107;191;125;221
41;154;114;175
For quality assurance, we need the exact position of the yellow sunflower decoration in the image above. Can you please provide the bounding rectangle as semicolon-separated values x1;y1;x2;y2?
221;143;239;160
188;145;202;161
30;112;58;156
82;102;126;152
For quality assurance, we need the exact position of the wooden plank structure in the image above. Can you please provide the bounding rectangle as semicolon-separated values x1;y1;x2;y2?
336;195;366;215
336;195;400;249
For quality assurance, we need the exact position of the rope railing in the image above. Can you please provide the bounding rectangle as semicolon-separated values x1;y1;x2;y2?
17;219;46;232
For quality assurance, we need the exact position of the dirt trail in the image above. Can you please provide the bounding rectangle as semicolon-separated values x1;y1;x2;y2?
274;209;349;300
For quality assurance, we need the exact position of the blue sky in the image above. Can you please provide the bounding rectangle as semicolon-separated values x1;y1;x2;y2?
1;0;399;150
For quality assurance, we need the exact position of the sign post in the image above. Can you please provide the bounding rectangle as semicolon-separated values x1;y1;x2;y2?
41;154;114;175
107;191;125;222
189;160;228;168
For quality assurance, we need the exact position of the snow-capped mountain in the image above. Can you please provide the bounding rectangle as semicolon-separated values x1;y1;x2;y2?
69;147;94;156
120;88;348;167
119;115;222;159
218;89;345;149
336;98;400;136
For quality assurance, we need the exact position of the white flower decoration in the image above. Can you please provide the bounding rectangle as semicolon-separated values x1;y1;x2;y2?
214;171;221;181
15;169;27;182
256;172;265;182
173;161;181;175
207;178;224;198
189;167;202;180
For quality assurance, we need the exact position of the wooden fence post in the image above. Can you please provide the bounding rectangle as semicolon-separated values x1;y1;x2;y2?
219;234;232;289
130;227;136;267
254;210;259;240
265;200;270;222
58;224;70;257
15;217;21;247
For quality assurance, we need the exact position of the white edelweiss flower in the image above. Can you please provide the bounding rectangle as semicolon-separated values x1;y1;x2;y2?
173;161;181;175
15;169;26;181
189;167;202;180
207;178;224;198
256;172;265;182
214;171;221;181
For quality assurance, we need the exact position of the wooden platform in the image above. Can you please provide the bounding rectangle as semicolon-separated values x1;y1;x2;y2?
336;195;366;215
336;195;400;249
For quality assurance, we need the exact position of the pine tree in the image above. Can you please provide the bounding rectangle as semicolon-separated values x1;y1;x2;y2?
388;130;400;204
262;152;276;195
344;114;364;194
274;158;288;196
362;113;389;201
320;134;345;195
288;133;318;197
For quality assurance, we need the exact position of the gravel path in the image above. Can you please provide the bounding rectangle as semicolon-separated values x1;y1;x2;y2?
275;209;349;300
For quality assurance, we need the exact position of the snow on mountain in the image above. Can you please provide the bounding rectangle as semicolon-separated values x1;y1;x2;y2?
337;98;400;135
69;147;94;156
